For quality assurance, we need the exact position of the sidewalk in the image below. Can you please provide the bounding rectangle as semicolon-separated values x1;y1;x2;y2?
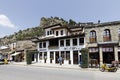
9;62;99;71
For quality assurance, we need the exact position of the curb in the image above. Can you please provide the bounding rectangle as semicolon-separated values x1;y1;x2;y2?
9;63;100;71
30;65;99;71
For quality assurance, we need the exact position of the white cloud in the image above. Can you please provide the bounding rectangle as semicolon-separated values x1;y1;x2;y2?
0;14;16;28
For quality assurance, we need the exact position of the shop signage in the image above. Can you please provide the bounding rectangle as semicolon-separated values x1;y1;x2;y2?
40;49;46;51
102;47;113;52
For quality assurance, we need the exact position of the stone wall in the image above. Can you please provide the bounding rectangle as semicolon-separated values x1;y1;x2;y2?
85;24;120;47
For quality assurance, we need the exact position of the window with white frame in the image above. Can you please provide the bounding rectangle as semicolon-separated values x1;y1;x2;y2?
43;42;46;48
60;40;64;46
66;39;70;46
61;30;63;35
79;38;84;45
47;31;49;35
39;43;42;48
56;31;58;36
50;30;52;35
73;38;77;46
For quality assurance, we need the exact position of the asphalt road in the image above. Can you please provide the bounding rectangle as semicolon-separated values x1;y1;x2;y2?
0;65;120;80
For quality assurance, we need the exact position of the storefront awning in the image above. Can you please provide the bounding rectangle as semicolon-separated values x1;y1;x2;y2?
0;46;8;50
8;51;15;54
11;52;21;56
98;41;119;46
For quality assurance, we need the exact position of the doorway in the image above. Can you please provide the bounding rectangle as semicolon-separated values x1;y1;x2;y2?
50;52;54;63
103;52;114;64
89;53;99;64
79;55;82;64
44;52;47;63
73;51;78;64
55;51;59;63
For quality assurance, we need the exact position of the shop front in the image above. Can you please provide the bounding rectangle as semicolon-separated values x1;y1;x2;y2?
37;50;82;65
98;42;119;64
102;47;114;63
89;47;99;67
11;52;24;62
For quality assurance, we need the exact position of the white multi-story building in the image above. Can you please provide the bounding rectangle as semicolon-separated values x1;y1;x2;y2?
34;24;85;65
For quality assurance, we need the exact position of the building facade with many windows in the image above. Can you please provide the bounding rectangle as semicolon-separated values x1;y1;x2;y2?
85;21;120;65
34;24;85;65
33;20;120;66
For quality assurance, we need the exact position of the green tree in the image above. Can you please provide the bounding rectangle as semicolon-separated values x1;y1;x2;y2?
69;19;77;25
26;50;33;65
81;48;89;68
26;50;38;65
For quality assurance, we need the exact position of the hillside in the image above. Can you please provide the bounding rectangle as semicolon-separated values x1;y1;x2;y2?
0;17;78;45
0;26;43;45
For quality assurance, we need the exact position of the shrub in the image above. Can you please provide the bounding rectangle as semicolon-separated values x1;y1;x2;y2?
26;50;33;65
81;48;89;68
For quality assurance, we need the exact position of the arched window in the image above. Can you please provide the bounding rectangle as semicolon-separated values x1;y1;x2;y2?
103;29;111;41
89;30;97;43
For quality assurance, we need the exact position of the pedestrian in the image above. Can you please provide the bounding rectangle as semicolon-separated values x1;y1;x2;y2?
58;56;62;65
9;56;12;63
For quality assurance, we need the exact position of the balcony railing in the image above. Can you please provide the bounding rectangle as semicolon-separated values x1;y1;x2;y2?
89;37;97;43
103;36;111;42
48;46;59;49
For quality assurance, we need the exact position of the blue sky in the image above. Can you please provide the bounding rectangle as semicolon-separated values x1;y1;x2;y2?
0;0;120;38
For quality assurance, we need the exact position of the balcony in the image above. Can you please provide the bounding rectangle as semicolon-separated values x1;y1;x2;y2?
89;37;97;43
103;36;111;42
48;46;59;50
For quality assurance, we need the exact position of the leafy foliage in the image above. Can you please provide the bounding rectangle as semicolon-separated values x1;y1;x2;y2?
15;27;44;40
26;50;33;64
81;48;89;68
69;19;77;25
26;50;38;65
40;17;68;28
